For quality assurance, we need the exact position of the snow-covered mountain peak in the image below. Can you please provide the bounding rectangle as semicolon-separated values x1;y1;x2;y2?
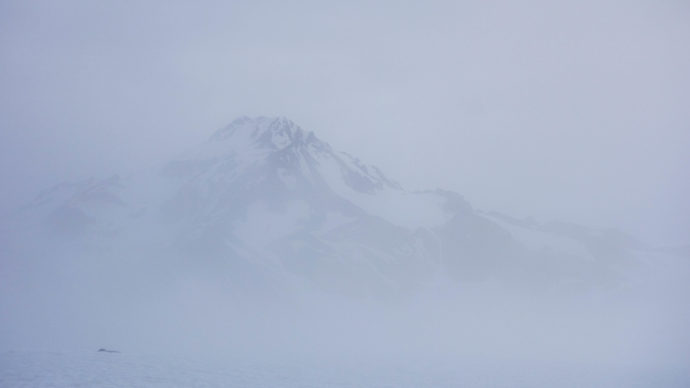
180;116;407;197
210;116;320;151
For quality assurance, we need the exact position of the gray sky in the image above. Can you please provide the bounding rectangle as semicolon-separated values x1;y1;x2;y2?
1;0;689;244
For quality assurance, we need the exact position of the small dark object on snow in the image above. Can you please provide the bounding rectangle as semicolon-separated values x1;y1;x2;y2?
97;348;120;353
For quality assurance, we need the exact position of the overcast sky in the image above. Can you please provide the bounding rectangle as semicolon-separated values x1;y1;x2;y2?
1;0;688;244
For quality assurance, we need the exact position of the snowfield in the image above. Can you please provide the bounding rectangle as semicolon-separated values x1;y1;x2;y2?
1;350;688;387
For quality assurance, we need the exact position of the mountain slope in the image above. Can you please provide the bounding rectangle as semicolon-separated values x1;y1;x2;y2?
5;116;643;296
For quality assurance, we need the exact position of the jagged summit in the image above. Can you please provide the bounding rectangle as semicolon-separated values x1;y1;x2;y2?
164;116;408;209
195;115;403;194
210;116;319;150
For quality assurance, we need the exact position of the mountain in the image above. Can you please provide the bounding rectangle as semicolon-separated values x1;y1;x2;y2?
3;116;646;298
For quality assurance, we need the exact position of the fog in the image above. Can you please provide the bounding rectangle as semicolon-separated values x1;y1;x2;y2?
1;0;689;386
2;0;689;243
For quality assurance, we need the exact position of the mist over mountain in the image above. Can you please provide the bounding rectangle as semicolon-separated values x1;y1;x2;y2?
2;0;689;385
4;116;657;296
1;117;689;386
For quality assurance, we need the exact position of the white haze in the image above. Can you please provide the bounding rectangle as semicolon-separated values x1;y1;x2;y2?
1;0;689;244
1;1;689;387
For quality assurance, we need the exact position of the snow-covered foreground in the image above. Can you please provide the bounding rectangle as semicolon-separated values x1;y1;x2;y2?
1;350;688;387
